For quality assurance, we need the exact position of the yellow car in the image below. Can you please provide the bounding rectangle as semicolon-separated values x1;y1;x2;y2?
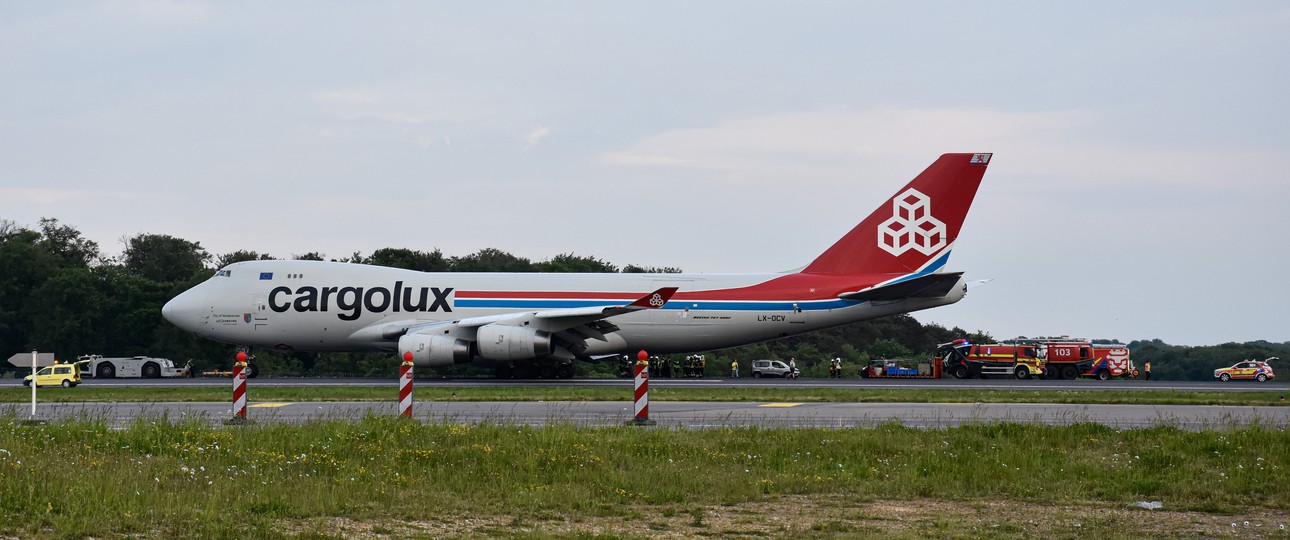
22;364;81;388
1213;360;1275;382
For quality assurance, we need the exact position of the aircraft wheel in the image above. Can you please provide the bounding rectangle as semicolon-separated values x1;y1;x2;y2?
556;364;574;379
1220;373;1231;382
540;365;556;379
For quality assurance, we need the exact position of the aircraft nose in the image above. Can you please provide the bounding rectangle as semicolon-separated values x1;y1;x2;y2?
162;288;202;330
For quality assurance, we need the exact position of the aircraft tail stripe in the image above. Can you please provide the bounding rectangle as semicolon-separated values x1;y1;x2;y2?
457;291;648;300
455;298;858;311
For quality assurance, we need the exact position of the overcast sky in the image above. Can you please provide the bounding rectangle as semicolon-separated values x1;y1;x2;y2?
2;2;1287;346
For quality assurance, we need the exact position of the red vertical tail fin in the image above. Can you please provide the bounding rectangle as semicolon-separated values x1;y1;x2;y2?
802;153;991;276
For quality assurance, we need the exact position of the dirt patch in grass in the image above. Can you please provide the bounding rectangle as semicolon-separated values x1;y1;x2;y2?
277;496;1290;539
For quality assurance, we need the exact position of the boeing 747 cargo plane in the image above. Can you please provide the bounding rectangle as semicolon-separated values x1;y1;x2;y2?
162;153;992;377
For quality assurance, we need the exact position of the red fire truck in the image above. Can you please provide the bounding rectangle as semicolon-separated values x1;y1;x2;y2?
937;340;1047;379
941;338;1135;380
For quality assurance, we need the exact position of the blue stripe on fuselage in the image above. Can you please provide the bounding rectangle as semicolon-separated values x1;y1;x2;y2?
453;298;860;311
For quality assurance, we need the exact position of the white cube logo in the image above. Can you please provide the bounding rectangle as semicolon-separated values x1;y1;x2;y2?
878;188;946;256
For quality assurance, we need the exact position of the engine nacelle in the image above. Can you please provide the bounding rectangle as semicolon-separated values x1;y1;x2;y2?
397;334;473;367
476;324;553;361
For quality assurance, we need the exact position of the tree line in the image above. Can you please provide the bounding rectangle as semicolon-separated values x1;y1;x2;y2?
1;218;1284;380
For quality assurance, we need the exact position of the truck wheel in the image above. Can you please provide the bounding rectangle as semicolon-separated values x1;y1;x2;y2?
1257;373;1268;382
1061;366;1078;380
61;379;72;388
1219;373;1231;382
752;371;761;378
1014;366;1030;380
97;363;116;378
951;364;969;379
1096;370;1110;381
142;362;160;378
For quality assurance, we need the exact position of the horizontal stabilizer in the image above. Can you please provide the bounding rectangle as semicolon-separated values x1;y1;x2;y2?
839;272;964;302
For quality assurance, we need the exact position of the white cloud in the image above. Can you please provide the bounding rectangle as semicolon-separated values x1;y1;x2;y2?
310;85;501;126
126;0;209;22
0;187;163;206
313;90;381;106
523;126;551;149
601;107;1288;191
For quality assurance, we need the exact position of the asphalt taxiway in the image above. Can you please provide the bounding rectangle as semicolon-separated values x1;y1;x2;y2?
61;376;1290;393
8;400;1288;431
8;376;1287;430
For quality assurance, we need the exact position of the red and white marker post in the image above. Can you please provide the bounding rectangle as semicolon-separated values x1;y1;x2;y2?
630;349;656;426
228;351;249;424
399;352;415;418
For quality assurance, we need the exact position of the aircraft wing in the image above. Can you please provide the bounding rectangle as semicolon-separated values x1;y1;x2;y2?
838;272;964;302
367;287;679;348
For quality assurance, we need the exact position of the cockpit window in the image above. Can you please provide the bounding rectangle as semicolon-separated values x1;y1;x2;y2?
213;269;232;278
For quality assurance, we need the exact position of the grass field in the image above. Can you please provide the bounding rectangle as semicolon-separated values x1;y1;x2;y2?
2;415;1289;539
1;385;1289;407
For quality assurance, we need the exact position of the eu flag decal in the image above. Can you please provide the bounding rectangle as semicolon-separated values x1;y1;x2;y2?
259;272;274;280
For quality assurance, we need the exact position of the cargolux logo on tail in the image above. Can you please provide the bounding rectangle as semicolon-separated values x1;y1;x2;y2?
877;188;946;256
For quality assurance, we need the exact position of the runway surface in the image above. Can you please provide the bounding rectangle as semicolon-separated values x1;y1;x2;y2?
53;376;1290;393
9;400;1288;431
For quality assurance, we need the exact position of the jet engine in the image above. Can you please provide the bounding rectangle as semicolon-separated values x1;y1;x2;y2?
397;334;472;367
476;324;553;361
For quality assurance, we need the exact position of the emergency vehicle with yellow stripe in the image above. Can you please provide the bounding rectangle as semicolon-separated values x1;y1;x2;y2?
939;338;1136;380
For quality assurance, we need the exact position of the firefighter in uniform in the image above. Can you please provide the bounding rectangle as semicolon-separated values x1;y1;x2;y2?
1144;361;1152;381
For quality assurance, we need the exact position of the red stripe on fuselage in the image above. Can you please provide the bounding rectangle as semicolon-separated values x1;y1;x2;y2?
455;273;896;302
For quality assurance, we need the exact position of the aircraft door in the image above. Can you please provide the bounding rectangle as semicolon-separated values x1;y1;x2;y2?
251;294;270;330
787;303;807;326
